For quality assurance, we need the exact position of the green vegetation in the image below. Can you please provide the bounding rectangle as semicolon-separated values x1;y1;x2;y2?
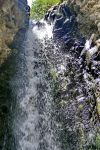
30;0;60;20
96;134;100;149
49;68;58;81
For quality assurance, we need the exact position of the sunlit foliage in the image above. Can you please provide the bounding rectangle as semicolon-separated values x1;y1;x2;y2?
30;0;60;20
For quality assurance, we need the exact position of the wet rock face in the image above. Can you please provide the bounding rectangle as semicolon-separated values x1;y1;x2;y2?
44;2;85;57
43;1;100;149
45;2;78;39
45;0;100;39
0;0;29;65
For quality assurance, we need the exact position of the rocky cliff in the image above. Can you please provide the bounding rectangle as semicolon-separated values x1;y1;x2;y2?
0;0;29;65
68;0;100;38
43;1;100;149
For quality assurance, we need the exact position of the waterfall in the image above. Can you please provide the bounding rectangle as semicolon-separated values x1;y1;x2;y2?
11;20;60;150
10;18;99;150
1;1;99;149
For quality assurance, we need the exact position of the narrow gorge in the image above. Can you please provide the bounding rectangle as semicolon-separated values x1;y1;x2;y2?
0;0;100;150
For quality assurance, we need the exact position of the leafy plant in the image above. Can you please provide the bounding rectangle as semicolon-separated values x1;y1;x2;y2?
30;0;60;20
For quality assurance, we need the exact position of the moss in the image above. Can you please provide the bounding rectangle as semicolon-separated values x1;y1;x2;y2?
78;104;84;110
96;134;100;149
49;69;58;81
77;126;86;150
96;97;100;115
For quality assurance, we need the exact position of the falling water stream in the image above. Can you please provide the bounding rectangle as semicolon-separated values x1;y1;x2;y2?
10;21;61;150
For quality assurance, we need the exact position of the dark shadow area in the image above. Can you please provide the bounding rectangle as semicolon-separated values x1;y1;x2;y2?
0;27;27;150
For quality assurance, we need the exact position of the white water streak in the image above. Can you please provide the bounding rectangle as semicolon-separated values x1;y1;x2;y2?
11;20;60;150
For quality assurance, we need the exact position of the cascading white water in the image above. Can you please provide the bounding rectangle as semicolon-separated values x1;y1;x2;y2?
11;20;60;150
